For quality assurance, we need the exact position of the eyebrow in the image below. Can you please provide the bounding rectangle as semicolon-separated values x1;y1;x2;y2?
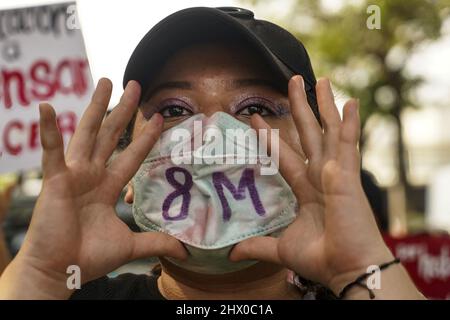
143;78;280;102
143;81;192;101
227;78;278;90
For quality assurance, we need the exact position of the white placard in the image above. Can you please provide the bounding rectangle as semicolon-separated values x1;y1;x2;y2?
0;2;93;173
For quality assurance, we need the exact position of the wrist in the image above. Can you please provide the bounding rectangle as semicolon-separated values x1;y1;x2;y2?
327;246;395;296
0;253;73;299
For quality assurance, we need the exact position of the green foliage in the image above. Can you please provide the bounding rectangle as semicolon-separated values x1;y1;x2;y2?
243;0;449;125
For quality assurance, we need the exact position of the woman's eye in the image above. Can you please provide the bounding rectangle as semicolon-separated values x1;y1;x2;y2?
237;104;275;117
159;105;193;118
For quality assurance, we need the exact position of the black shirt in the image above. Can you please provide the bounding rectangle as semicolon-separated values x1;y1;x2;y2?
70;267;335;300
70;273;166;300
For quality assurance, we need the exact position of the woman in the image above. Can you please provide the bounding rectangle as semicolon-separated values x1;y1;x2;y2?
0;7;423;299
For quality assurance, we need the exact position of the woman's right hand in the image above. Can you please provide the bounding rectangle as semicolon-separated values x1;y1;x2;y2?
0;78;187;299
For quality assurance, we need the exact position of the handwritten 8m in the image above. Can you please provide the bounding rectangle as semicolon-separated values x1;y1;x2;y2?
161;167;266;221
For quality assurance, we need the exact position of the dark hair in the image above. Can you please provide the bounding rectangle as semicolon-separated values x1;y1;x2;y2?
117;111;137;151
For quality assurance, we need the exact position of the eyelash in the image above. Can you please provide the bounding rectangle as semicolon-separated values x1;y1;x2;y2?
147;97;289;119
155;99;194;119
235;97;281;117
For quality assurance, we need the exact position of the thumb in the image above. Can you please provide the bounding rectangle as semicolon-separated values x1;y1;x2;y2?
131;232;188;261
229;236;281;265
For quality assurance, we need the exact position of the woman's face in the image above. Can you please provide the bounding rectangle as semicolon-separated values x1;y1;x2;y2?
132;42;305;157
127;43;307;277
126;42;307;211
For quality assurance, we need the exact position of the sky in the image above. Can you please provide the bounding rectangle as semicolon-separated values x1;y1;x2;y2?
0;0;238;104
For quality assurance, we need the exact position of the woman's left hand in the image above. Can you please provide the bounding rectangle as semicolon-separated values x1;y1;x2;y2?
230;76;396;296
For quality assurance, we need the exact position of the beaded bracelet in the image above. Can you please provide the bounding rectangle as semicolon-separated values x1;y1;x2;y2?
338;258;401;299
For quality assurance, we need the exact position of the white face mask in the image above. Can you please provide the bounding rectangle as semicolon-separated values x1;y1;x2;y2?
132;112;297;274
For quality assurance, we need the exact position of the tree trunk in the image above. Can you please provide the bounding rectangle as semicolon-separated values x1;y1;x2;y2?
389;106;409;235
393;108;410;196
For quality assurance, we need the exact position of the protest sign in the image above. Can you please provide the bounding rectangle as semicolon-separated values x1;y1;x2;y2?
0;2;93;173
384;233;450;299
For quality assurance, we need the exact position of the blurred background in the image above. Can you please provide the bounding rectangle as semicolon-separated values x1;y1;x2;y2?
1;0;450;298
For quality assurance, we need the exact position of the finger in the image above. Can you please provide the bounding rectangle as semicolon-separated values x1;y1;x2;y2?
131;232;188;261
65;78;112;162
107;113;163;187
39;103;66;178
316;78;341;159
92;80;141;163
339;99;361;172
251;114;311;200
289;75;323;161
229;236;281;264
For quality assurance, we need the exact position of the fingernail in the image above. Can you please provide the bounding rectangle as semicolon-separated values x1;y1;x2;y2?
297;76;305;90
179;252;189;261
124;80;141;102
151;112;163;126
39;103;53;118
98;77;111;88
124;80;133;96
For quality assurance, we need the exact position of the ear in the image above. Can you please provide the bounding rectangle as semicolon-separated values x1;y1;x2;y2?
124;182;134;204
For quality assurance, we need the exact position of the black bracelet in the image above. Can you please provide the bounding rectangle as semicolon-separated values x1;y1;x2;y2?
338;258;401;299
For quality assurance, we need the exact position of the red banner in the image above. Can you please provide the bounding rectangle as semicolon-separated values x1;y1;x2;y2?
384;233;450;299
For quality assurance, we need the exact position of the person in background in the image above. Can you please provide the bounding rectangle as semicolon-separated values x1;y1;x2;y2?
361;170;389;232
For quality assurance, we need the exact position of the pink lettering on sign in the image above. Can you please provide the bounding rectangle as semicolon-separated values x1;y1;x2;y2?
1;111;77;156
384;233;450;299
0;58;89;109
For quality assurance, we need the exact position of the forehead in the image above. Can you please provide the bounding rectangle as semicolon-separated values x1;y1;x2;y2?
150;42;274;84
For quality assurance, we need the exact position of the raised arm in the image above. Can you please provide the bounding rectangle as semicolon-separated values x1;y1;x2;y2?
231;76;424;300
0;79;187;299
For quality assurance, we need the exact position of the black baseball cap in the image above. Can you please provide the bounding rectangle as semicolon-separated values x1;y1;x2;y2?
123;6;319;118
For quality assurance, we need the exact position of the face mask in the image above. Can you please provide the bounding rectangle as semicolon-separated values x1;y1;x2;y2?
132;112;297;274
